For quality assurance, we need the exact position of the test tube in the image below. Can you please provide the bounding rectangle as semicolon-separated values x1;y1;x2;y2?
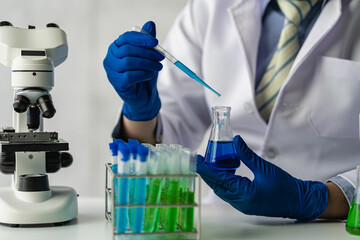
128;139;140;228
157;144;181;232
142;143;156;175
112;139;126;173
143;145;164;233
109;142;118;228
115;142;130;233
156;145;169;231
128;139;140;175
132;145;149;233
180;147;196;232
109;142;118;173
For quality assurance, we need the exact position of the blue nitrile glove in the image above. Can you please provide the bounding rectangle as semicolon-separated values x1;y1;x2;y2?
197;135;329;221
103;21;165;121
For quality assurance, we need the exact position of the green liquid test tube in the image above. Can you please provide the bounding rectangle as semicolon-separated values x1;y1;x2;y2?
159;178;167;230
142;145;164;233
156;144;180;232
179;148;196;232
180;185;195;231
143;178;163;232
164;179;180;232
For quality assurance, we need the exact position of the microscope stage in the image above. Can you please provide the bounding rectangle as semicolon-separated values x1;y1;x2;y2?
0;138;68;152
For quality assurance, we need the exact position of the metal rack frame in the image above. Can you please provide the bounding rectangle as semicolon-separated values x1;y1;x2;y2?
105;163;201;240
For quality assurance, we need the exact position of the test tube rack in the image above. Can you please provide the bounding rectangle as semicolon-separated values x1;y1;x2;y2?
105;163;201;240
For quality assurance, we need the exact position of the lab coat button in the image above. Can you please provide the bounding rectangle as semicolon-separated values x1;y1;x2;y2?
281;102;295;109
266;147;278;159
243;102;253;113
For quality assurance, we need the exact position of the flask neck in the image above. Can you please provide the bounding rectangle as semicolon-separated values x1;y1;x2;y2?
209;106;233;142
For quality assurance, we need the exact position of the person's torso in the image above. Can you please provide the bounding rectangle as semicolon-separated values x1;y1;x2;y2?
194;0;360;181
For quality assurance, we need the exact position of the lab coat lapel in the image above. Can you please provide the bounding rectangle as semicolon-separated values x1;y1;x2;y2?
288;0;342;78
227;0;262;97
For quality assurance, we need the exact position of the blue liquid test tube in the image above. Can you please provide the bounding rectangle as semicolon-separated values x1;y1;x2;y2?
128;139;140;230
112;139;126;174
115;142;130;233
132;145;149;233
109;142;118;174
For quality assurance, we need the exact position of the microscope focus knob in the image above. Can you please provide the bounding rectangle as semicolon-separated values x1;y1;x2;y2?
0;152;15;174
18;174;50;192
0;21;12;27
46;151;73;173
60;152;73;168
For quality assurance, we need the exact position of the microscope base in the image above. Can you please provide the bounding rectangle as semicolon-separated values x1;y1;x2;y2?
0;186;78;225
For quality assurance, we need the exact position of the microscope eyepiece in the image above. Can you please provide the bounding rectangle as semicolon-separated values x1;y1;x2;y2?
37;95;56;118
13;95;30;113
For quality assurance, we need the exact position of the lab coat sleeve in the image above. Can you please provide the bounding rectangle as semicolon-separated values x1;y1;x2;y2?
111;107;123;139
328;169;357;206
156;0;212;149
111;110;163;143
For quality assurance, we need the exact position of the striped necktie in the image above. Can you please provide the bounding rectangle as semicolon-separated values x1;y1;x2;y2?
255;0;319;122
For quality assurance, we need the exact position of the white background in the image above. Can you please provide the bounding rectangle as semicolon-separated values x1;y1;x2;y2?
0;0;189;197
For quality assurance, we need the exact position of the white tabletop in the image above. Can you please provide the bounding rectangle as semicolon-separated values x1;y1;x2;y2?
0;197;357;240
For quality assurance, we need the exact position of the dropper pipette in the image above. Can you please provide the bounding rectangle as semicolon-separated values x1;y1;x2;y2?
132;26;221;97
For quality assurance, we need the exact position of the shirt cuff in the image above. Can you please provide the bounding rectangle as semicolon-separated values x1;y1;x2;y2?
111;111;163;143
111;112;123;139
155;114;163;143
328;175;355;206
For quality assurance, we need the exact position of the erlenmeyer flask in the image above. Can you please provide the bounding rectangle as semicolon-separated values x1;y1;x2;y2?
346;165;360;235
204;106;240;170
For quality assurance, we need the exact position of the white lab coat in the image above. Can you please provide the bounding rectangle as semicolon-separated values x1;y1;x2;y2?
156;0;360;197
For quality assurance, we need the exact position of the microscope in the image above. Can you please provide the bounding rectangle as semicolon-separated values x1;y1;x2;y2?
0;21;78;226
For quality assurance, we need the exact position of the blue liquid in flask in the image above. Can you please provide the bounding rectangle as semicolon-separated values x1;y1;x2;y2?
204;140;240;170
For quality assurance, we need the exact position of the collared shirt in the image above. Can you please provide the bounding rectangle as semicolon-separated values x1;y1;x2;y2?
255;0;328;88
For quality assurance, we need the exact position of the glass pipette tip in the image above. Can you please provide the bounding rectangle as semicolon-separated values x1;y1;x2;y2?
132;26;221;97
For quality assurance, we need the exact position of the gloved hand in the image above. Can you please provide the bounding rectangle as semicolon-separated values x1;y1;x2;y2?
103;21;165;121
197;135;329;221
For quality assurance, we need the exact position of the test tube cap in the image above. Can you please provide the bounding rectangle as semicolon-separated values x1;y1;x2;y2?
138;145;149;162
155;143;167;149
113;138;125;144
118;142;130;162
128;139;140;157
109;142;118;156
142;143;155;150
128;138;140;145
170;144;181;149
129;144;138;155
